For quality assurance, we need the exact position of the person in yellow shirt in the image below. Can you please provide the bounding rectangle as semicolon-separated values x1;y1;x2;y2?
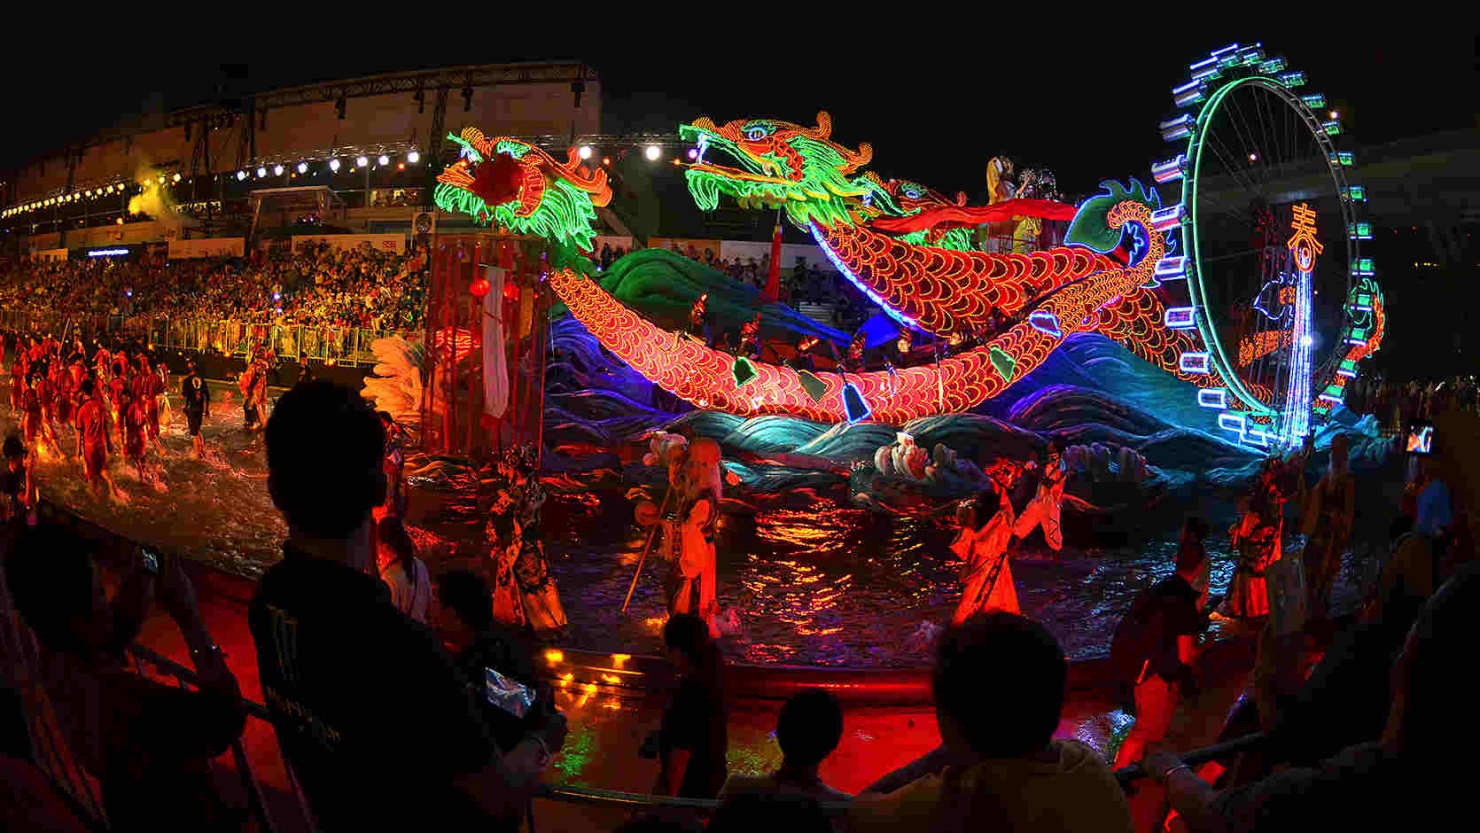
849;613;1133;833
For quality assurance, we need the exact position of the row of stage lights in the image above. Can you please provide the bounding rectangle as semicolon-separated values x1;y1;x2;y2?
8;141;684;219
233;150;422;181
3;150;424;219
2;175;183;217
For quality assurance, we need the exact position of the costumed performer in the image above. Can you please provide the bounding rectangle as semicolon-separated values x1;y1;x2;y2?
487;511;526;629
950;459;1026;623
671;438;723;633
1223;462;1286;619
1012;438;1067;553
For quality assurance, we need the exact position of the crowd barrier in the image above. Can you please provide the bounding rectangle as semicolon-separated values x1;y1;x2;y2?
1;503;1264;832
0;309;417;368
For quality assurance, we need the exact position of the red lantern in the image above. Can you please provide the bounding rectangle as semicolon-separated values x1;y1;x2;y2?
469;277;491;299
502;281;520;302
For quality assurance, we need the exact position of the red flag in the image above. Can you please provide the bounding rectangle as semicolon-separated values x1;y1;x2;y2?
761;219;783;304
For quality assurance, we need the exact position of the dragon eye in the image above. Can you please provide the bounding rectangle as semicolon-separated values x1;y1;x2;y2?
743;123;772;141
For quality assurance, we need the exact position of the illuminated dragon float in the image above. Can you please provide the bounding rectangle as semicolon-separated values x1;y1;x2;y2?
434;118;1206;425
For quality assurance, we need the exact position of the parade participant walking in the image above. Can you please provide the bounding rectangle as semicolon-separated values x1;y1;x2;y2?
378;412;406;522
9;353;24;414
1303;434;1356;622
1013;438;1067;554
122;391;151;483
74;378;121;501
181;362;210;459
950;460;1025;622
21;375;58;460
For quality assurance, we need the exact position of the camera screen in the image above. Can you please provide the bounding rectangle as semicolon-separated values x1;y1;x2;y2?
1405;422;1435;456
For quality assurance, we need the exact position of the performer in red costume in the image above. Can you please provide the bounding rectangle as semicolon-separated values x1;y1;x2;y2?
951;459;1027;622
74;378;121;500
122;391;150;483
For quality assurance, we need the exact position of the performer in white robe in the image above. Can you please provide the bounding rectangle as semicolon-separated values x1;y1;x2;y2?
1013;439;1066;552
951;461;1024;623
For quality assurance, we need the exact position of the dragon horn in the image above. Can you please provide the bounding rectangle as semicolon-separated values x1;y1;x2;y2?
856;142;873;167
815;111;832;138
691;116;718;131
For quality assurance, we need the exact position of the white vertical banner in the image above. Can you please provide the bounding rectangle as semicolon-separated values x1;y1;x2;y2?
483;266;510;419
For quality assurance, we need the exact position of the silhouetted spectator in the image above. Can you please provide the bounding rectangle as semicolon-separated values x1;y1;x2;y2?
1153;564;1480;832
249;381;562;831
5;523;246;831
720;688;850;802
376;517;430;623
852;612;1133;833
655;613;729;798
431;568;548;752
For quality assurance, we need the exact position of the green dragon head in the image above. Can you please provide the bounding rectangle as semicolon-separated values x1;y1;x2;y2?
434;127;612;252
681;112;889;229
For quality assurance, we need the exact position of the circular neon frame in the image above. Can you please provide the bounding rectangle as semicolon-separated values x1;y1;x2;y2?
1181;72;1358;416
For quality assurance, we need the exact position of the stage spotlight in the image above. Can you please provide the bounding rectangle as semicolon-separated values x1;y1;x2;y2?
273;164;284;176
257;167;267;178
687;148;698;160
330;159;341;171
237;171;247;181
377;154;389;166
601;156;610;166
297;162;308;174
173;173;182;182
158;176;166;185
356;156;368;168
397;163;405;170
407;150;420;163
645;145;661;161
578;145;593;160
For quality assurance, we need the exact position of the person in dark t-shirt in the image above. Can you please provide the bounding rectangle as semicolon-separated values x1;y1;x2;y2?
1111;532;1208;769
657;613;729;799
181;362;210;459
248;382;563;831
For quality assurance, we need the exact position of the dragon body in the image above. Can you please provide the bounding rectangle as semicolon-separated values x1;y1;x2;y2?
434;112;1208;423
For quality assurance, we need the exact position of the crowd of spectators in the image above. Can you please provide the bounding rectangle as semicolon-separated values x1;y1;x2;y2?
1342;374;1479;431
0;379;1476;831
0;242;428;333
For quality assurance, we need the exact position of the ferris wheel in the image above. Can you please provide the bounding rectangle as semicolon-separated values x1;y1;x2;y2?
1148;43;1384;448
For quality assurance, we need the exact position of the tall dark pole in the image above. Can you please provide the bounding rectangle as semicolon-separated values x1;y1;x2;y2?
422;87;449;210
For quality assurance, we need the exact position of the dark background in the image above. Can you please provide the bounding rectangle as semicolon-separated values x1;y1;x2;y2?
0;21;1474;380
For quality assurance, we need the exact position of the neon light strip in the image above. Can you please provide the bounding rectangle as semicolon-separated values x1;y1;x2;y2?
1278;259;1314;447
1164;306;1196;328
809;223;924;333
1210;44;1241;58
1155;255;1187;279
87;248;129;257
1198;388;1228;409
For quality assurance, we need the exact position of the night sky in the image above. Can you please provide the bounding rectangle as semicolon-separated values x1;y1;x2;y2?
1;27;1473;200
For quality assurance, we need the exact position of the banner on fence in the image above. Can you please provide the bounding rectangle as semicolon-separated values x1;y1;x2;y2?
168;237;245;260
292;234;407;254
32;248;68;262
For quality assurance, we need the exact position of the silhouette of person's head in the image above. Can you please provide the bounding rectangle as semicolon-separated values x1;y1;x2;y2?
266;381;384;543
776;689;844;769
933;612;1066;759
